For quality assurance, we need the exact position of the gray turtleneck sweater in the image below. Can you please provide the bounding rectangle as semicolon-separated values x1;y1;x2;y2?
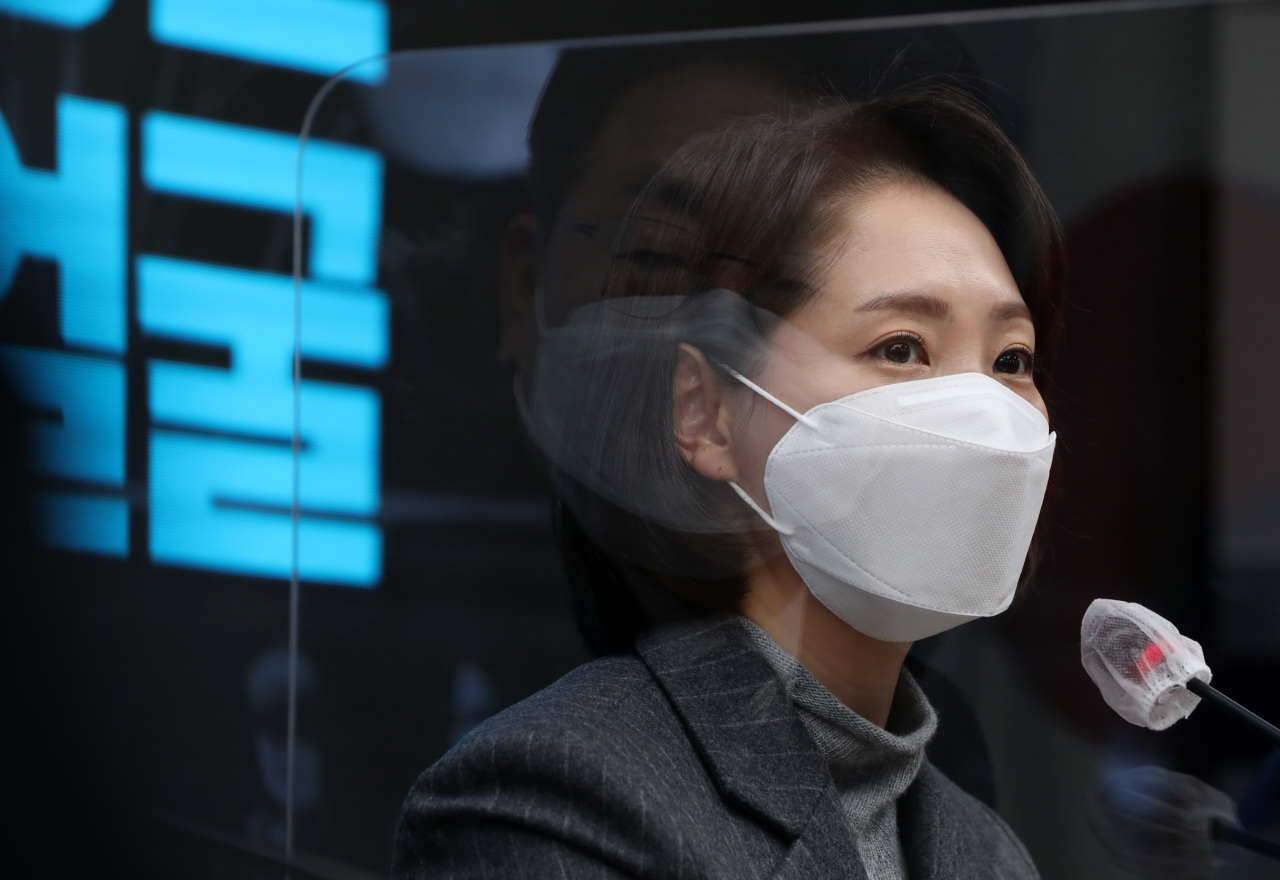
736;617;938;880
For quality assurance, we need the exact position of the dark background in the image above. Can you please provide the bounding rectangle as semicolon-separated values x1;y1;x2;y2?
3;1;1278;878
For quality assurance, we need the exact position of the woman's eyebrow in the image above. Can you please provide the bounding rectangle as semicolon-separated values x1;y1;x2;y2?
991;301;1032;322
856;291;951;319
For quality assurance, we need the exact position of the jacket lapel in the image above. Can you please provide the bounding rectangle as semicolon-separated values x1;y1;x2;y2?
636;616;863;877
898;763;988;880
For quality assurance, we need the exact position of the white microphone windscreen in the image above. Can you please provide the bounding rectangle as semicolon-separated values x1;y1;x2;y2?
1081;598;1212;731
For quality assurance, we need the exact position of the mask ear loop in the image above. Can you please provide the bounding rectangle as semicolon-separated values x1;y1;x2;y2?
716;364;818;429
715;363;816;536
727;482;794;536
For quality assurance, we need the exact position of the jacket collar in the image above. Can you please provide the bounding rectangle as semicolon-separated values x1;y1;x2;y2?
635;615;834;842
898;763;1002;880
637;616;1004;879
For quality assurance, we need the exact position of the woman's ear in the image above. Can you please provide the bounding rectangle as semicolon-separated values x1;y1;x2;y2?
673;343;740;483
497;214;541;363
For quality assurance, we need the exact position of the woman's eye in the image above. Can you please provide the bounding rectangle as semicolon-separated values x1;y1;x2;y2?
994;347;1034;375
876;335;927;365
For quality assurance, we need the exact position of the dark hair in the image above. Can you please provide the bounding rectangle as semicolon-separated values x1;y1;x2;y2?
526;32;990;224
547;86;1067;656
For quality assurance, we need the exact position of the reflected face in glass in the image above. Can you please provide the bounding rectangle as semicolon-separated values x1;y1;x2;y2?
538;66;785;325
729;180;1046;496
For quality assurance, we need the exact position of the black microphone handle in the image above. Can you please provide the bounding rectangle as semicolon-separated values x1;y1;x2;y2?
1211;820;1280;861
1186;678;1280;746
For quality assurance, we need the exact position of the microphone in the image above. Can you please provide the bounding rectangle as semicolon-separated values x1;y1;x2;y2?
1081;598;1280;743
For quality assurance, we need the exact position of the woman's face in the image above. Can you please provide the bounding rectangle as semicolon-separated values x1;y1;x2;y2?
728;180;1046;506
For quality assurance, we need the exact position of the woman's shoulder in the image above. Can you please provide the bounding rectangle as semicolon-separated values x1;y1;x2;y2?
457;653;671;748
393;654;728;878
402;652;699;810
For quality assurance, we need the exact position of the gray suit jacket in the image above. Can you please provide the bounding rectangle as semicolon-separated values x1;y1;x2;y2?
393;616;1039;879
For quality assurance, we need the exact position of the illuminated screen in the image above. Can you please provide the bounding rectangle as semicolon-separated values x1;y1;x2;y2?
1;2;389;584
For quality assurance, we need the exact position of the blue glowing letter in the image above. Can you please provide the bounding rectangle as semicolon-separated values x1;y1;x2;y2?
0;96;127;353
142;111;382;286
150;0;387;83
0;346;128;556
0;0;113;28
138;256;386;585
34;492;129;556
0;346;125;485
0;95;128;557
139;113;385;586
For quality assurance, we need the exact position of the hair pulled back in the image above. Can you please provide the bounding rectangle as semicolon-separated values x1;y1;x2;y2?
551;84;1067;656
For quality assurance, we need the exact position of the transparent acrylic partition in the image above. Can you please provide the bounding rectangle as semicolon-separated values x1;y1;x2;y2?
288;45;580;875
285;6;1280;876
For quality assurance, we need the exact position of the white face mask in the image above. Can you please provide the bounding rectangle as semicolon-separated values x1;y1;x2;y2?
724;368;1056;642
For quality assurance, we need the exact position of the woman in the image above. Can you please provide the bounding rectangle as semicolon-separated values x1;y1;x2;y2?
394;84;1066;879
